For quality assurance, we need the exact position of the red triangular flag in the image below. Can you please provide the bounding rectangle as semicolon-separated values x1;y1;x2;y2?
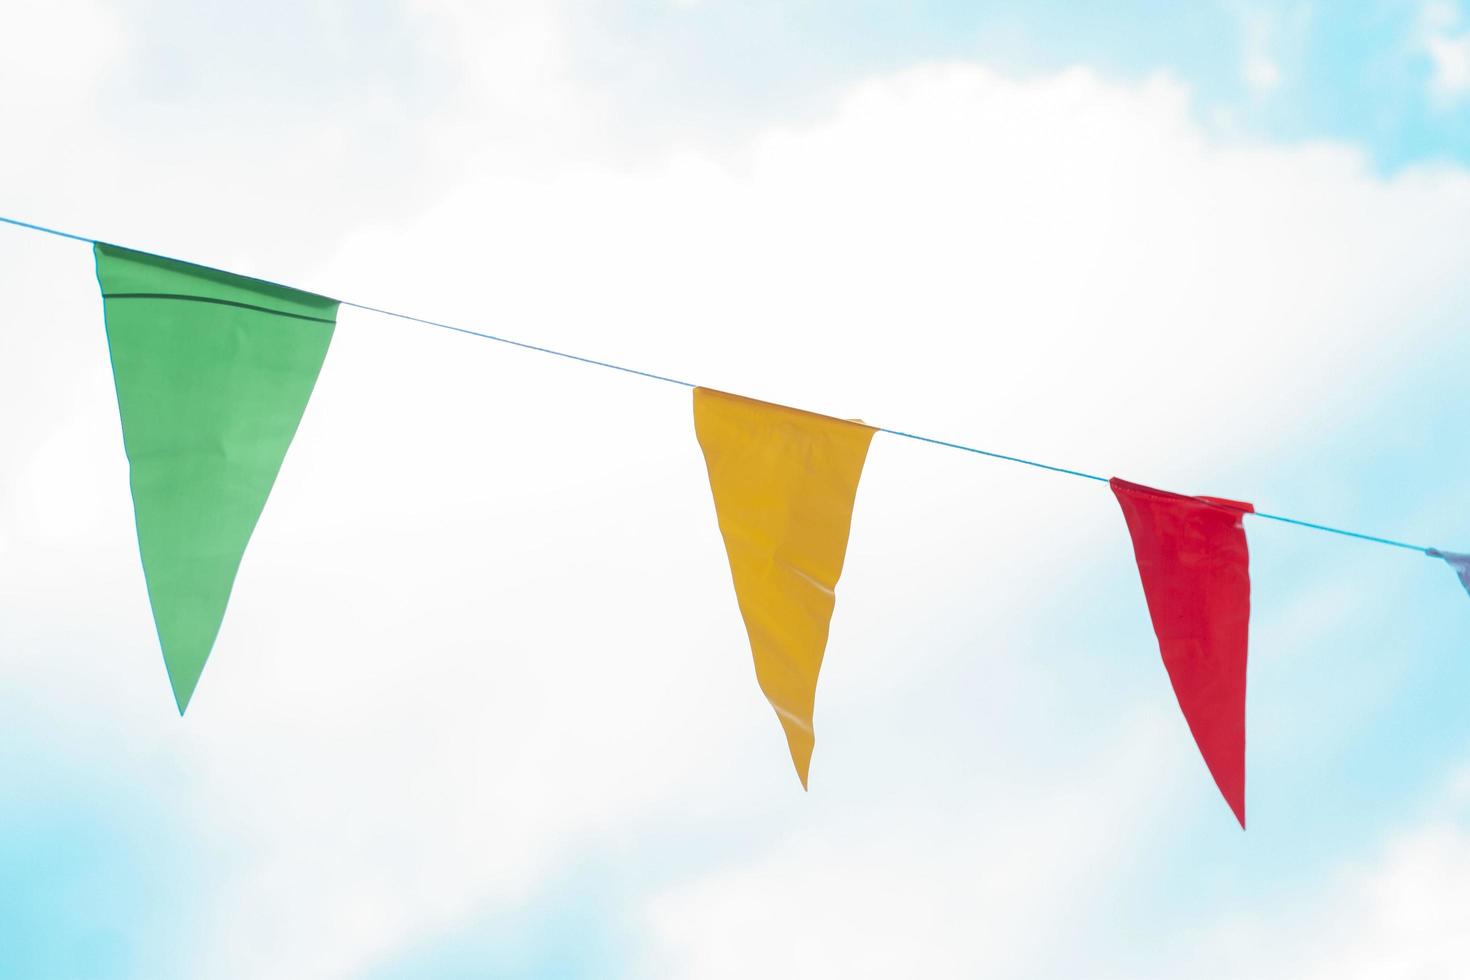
1111;478;1253;828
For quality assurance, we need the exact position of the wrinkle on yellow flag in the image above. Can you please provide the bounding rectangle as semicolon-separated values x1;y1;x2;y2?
693;387;876;788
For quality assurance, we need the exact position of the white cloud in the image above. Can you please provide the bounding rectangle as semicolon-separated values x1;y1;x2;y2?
4;10;1470;980
1420;2;1470;102
1157;770;1470;980
1324;824;1470;978
1426;33;1470;99
639;714;1182;979
1226;2;1317;96
1234;7;1283;93
640;760;1470;980
0;0;126;111
1243;51;1282;93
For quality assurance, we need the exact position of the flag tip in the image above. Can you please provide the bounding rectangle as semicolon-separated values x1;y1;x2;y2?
169;674;197;716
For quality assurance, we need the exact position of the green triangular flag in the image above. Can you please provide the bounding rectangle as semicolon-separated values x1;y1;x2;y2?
95;243;337;713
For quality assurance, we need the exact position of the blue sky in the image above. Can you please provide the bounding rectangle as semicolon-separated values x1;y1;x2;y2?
596;0;1470;169
3;2;1470;978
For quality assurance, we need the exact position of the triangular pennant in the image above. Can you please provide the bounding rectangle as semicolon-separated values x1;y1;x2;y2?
693;387;876;787
95;243;337;713
1427;548;1470;598
1110;478;1253;827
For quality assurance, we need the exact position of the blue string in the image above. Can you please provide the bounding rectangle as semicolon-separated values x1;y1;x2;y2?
0;215;697;387
0;211;1436;555
0;214;93;244
1249;511;1427;552
877;428;1109;482
340;301;698;388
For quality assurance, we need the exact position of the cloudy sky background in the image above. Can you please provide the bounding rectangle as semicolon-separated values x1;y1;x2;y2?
4;1;1470;977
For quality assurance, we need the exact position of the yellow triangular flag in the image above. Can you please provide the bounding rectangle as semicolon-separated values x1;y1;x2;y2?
693;387;876;788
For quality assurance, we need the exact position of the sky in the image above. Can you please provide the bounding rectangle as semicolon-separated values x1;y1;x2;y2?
3;1;1470;977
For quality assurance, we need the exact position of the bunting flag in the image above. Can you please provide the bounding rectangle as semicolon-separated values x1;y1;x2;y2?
1427;549;1470;598
693;387;876;787
95;243;337;713
1;213;1458;822
1111;478;1253;827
